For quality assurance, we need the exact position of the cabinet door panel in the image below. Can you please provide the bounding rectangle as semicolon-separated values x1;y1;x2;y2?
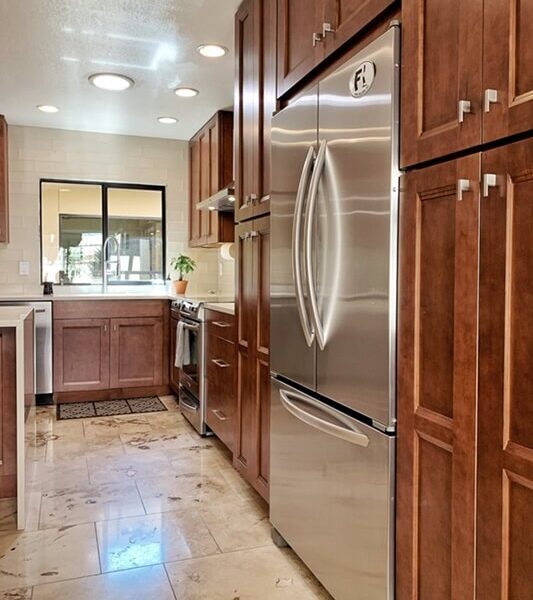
476;138;533;600
401;0;483;167
235;0;260;222
323;0;396;54
110;318;163;388
397;155;480;599
277;0;324;97
189;138;202;246
483;0;533;142
53;319;110;392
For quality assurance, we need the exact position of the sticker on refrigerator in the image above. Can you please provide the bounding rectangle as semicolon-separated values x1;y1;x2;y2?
349;61;376;98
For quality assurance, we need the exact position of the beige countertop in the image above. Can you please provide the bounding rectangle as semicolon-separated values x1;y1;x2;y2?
204;302;235;316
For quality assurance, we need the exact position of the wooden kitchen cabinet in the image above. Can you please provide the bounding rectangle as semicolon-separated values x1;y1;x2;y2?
109;317;164;388
169;314;180;393
0;115;9;244
53;319;110;392
476;137;533;600
482;0;533;143
401;0;483;168
235;216;270;500
53;300;169;401
277;0;396;98
188;111;234;247
397;155;481;599
235;0;276;223
402;0;533;167
205;309;237;451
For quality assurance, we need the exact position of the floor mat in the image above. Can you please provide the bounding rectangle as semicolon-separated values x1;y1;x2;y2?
57;396;168;420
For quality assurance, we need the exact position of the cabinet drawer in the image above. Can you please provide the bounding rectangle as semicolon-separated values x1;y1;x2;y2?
206;309;235;342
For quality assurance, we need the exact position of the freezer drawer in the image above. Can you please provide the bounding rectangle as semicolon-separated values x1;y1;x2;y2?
270;378;394;600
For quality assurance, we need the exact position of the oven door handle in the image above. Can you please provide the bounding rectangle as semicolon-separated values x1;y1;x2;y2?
180;395;199;412
182;322;200;331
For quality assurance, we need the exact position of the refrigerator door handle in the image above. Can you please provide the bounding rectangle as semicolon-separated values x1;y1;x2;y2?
279;388;370;447
292;145;316;347
304;138;327;350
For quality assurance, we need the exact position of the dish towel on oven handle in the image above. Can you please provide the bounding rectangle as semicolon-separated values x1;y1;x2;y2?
175;321;191;368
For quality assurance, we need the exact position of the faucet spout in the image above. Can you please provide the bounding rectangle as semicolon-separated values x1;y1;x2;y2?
102;235;120;292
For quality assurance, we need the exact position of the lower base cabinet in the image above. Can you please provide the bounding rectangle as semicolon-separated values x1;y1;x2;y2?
397;136;533;599
205;309;236;451
53;300;169;400
234;216;270;501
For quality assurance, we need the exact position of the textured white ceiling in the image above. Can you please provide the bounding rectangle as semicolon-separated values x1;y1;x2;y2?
0;0;241;140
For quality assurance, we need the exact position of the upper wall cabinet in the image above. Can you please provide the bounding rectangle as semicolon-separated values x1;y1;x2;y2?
234;0;276;223
277;0;396;97
188;111;234;247
0;115;8;244
401;0;533;168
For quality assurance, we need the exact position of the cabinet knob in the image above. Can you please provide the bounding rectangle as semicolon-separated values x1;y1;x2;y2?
483;173;497;197
457;179;471;202
484;89;499;113
458;100;472;124
322;22;335;37
312;32;323;47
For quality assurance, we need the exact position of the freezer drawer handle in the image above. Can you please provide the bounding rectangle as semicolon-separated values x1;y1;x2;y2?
279;389;370;448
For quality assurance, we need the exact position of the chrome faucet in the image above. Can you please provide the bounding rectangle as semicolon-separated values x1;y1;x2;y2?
102;235;120;291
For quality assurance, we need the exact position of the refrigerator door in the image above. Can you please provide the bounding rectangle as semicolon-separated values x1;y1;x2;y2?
270;377;394;600
270;87;318;389
312;27;400;428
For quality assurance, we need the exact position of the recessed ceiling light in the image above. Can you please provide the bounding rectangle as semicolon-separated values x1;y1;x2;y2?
89;73;134;91
197;44;228;58
175;87;199;98
37;105;59;113
59;188;70;192
158;116;178;124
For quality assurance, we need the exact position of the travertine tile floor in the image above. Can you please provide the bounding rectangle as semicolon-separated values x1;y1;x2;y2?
0;396;330;599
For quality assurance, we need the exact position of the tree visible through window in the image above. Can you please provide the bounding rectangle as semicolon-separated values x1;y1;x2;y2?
41;181;165;285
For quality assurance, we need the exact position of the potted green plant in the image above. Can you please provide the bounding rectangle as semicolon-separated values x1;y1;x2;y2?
170;254;197;294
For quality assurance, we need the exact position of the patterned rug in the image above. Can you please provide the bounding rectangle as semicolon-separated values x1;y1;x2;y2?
57;397;168;420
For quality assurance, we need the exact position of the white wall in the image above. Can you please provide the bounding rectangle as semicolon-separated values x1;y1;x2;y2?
0;125;234;296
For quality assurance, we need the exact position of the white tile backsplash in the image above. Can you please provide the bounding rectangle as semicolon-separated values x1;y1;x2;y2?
0;125;234;297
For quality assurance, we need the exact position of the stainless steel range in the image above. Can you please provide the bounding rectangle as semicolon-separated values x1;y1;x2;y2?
171;298;207;435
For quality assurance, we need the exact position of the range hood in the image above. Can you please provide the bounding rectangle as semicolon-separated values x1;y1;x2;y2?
197;184;235;212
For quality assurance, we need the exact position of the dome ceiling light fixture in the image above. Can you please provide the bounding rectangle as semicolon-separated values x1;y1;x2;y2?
197;44;228;58
89;73;134;91
175;87;199;98
37;104;59;113
158;116;178;124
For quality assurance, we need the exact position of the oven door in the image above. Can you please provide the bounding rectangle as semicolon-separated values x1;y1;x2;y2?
178;317;201;397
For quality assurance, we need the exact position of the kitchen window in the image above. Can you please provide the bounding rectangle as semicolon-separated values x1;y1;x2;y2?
40;180;165;285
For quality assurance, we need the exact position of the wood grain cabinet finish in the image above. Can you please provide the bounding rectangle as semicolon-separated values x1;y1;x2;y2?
397;155;481;600
235;216;270;501
205;311;237;452
476;137;533;600
482;0;533;143
109;318;163;388
235;0;277;223
188;111;234;247
53;319;110;392
277;0;396;98
0;328;16;498
0;115;8;244
401;0;484;167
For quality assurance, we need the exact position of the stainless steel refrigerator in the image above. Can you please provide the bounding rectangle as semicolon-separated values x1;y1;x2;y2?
270;24;399;600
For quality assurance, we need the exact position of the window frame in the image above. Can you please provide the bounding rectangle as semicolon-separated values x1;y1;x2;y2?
39;178;167;286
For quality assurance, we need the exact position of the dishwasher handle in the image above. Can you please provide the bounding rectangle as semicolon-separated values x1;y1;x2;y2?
279;389;369;448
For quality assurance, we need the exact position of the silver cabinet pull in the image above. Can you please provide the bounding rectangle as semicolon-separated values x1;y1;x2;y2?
212;409;227;421
457;179;471;202
458;100;472;123
484;89;498;113
243;193;257;207
104;324;108;332
322;22;335;37
249;230;258;238
312;32;323;47
212;321;231;328
483;173;497;197
279;389;370;448
211;358;230;368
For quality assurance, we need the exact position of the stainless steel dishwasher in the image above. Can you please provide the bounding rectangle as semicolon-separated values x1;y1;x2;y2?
0;301;53;400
